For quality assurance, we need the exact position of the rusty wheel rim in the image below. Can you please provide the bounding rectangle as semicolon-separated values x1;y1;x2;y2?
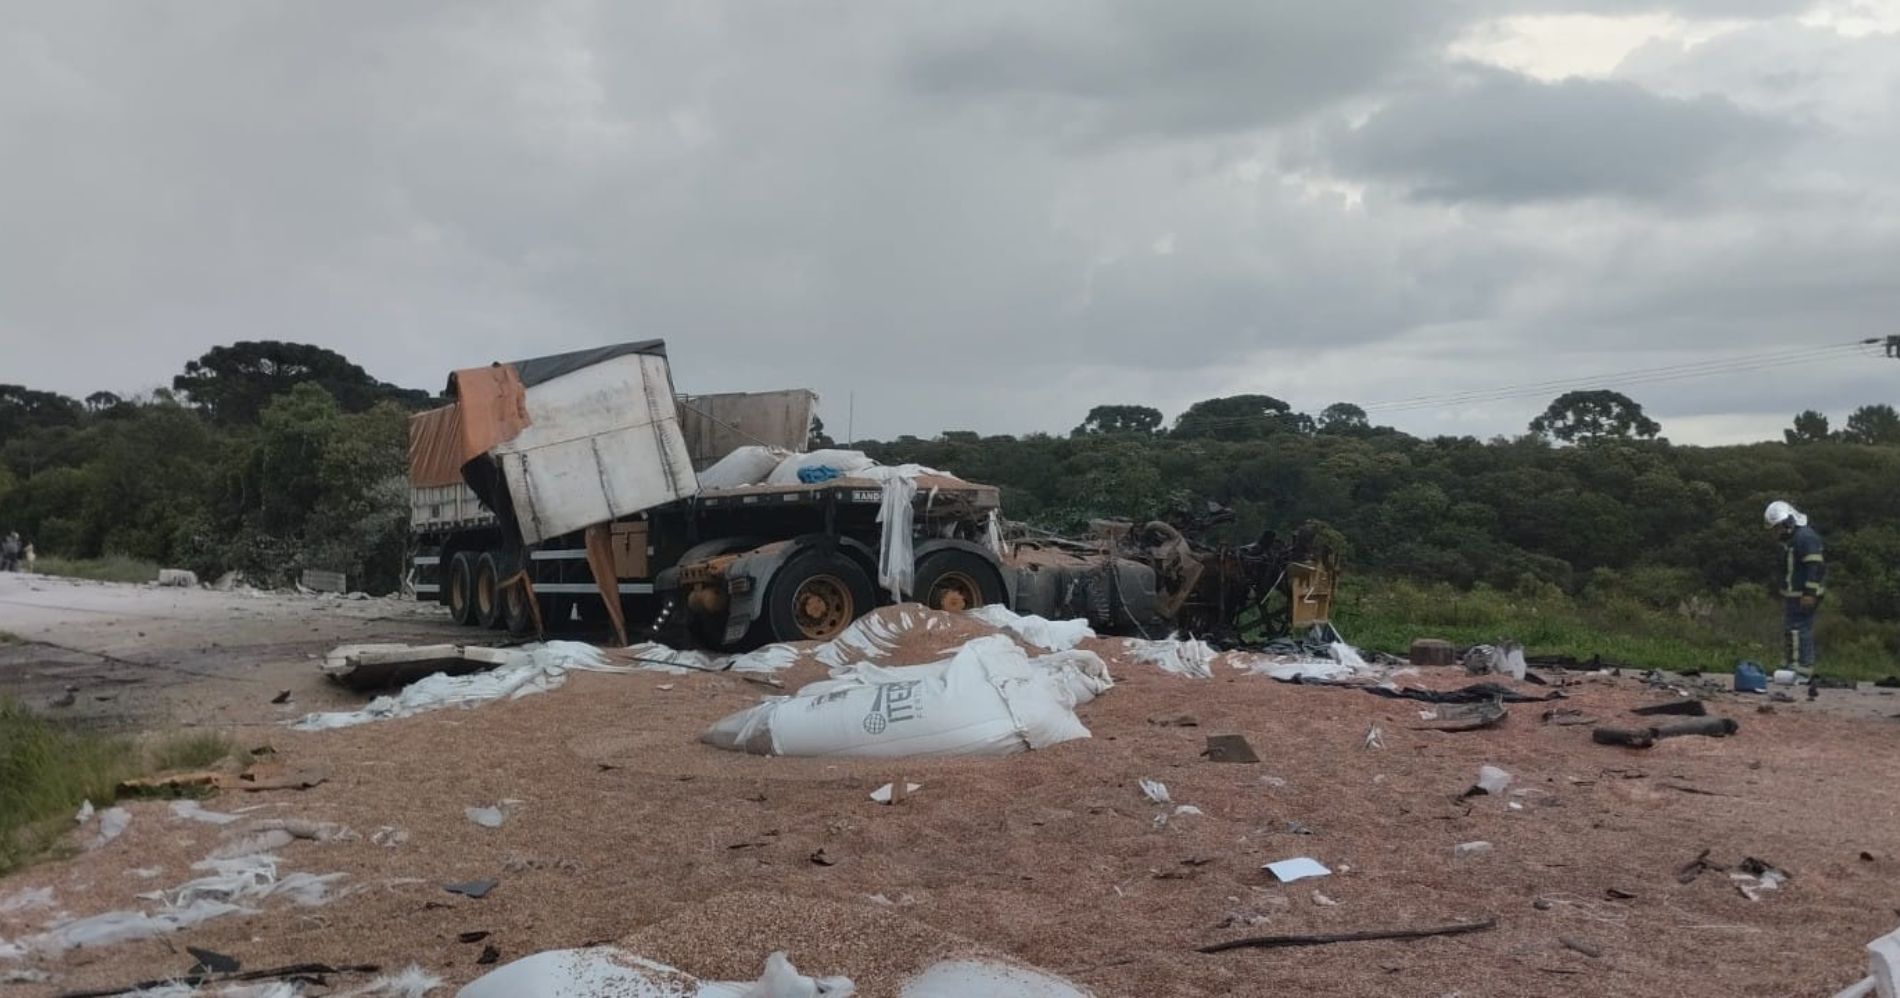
792;574;853;640
927;570;985;612
477;569;495;618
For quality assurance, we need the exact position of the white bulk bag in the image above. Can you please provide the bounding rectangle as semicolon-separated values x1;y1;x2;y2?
698;446;791;489
823;648;1112;709
702;635;1092;758
765;449;879;485
459;948;853;998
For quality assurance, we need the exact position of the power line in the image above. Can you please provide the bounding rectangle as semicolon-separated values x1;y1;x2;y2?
1362;341;1865;411
1367;342;1876;415
1363;340;1874;413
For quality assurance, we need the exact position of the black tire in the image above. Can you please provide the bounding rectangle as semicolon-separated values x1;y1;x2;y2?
766;550;876;644
501;576;537;636
447;551;479;625
914;549;1007;613
476;552;507;630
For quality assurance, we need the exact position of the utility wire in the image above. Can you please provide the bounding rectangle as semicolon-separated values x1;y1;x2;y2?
1362;340;1869;409
1160;339;1882;428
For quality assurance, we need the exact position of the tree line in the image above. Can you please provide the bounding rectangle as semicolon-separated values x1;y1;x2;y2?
4;344;1898;627
0;342;429;591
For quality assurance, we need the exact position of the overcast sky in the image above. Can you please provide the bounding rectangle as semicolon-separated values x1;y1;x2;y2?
3;1;1897;443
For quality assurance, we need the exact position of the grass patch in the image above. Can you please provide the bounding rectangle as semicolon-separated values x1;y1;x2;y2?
0;699;139;876
147;731;235;773
0;630;19;645
30;554;160;584
1337;576;1900;683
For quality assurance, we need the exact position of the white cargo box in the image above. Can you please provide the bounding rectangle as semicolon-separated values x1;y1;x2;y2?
494;352;698;545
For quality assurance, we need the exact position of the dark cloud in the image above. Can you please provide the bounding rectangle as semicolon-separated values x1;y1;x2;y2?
898;0;1464;139
1322;68;1796;203
0;2;1892;444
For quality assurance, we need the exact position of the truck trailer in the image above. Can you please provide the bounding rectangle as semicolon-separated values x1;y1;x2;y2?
407;341;1334;650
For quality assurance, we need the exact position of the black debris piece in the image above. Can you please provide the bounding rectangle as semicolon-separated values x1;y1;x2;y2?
476;944;501;965
457;931;491;944
269;690;292;705
1282;677;1563;705
1202;734;1261;763
187;947;241;975
1631;699;1707;717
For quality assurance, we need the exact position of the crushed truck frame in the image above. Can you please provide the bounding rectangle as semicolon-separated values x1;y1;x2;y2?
407;340;1336;651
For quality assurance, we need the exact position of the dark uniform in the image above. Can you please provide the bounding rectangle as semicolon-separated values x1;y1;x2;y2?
1780;523;1825;676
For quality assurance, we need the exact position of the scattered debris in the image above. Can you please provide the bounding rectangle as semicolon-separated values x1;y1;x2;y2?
1605;888;1638;900
1464;643;1527;681
444;879;499;900
476;943;501;965
1678;848;1724;883
1542;708;1597;726
1285;820;1315;836
1593;717;1739;748
47;961;383;998
169;800;241;826
1361;724;1385;750
466;803;518;829
117;770;224;797
1559;936;1603;959
1139;779;1172;804
1631;698;1708;717
1454;841;1493;859
269;689;292;704
810;849;836;867
1467;765;1513;797
458;930;491;943
1203;733;1260;763
208;828;297;859
371;826;410;848
1149;713;1200;727
1199;916;1498;953
1732;858;1790;901
870;782;922;805
86;806;131;850
186;945;241;974
1312;889;1340;907
1263;857;1331;883
1347;681;1562;705
1415;699;1507;732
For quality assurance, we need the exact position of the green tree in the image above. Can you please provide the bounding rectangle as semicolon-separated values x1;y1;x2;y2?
1784;409;1831;445
1318;402;1370;435
1529;390;1661;443
1174;394;1292;441
0;385;82;440
1072;404;1164;436
1840;404;1900;445
172;341;432;425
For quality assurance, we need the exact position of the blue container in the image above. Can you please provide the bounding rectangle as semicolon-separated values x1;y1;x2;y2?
1733;660;1768;693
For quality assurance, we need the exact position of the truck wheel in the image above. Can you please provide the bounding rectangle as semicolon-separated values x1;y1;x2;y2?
475;552;506;629
447;552;479;625
914;550;1006;613
767;550;875;643
501;577;537;636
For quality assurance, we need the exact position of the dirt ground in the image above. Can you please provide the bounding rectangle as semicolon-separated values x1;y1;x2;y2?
0;573;472;729
3;580;1900;996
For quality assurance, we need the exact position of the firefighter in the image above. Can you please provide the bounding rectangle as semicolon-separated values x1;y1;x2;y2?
1764;500;1825;688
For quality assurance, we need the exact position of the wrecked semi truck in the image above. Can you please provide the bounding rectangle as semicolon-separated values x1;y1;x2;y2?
406;341;1334;649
